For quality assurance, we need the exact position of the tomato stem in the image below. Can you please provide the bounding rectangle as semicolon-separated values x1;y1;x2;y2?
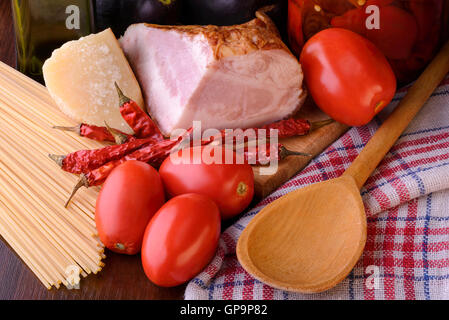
237;182;248;196
115;243;125;251
374;101;386;114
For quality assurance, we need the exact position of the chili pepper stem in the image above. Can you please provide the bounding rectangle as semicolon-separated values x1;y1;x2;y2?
104;122;128;144
65;175;89;208
114;82;130;106
279;146;312;159
310;119;335;131
52;124;82;135
48;154;65;167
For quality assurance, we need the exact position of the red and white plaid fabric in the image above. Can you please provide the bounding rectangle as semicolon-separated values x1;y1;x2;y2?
185;76;449;300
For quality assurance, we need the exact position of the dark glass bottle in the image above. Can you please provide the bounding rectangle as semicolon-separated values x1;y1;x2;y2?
11;0;94;82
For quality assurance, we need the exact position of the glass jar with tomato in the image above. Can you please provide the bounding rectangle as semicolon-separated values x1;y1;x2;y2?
288;0;449;84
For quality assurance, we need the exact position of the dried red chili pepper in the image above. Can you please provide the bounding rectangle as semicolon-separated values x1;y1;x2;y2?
260;118;333;139
115;83;164;140
49;137;155;175
64;130;192;207
205;118;333;144
62;116;325;206
53;123;131;144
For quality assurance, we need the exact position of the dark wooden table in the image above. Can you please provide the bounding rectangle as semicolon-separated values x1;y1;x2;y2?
0;0;184;300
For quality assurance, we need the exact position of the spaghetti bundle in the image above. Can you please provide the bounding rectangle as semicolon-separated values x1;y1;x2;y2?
0;61;104;289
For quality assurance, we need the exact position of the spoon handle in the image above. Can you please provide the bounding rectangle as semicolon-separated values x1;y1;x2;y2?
344;41;449;190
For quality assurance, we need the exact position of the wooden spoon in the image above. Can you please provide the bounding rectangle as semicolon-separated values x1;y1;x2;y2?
237;41;449;293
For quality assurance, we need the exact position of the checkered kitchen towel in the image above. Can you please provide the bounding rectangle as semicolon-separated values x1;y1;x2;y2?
185;75;449;300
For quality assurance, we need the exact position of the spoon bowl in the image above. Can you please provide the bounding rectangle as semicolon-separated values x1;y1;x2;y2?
237;175;366;293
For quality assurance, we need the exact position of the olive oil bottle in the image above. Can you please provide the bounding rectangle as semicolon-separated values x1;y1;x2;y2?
11;0;94;82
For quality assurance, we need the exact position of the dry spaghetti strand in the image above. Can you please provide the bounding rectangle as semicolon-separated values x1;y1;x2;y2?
0;61;104;288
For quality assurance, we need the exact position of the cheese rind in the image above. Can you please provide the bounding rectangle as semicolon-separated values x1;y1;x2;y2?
43;28;144;134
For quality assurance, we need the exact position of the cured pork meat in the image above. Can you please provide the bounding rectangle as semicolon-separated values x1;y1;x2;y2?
120;10;306;135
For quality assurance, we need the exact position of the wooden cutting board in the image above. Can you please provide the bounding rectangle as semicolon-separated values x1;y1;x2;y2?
253;97;349;198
